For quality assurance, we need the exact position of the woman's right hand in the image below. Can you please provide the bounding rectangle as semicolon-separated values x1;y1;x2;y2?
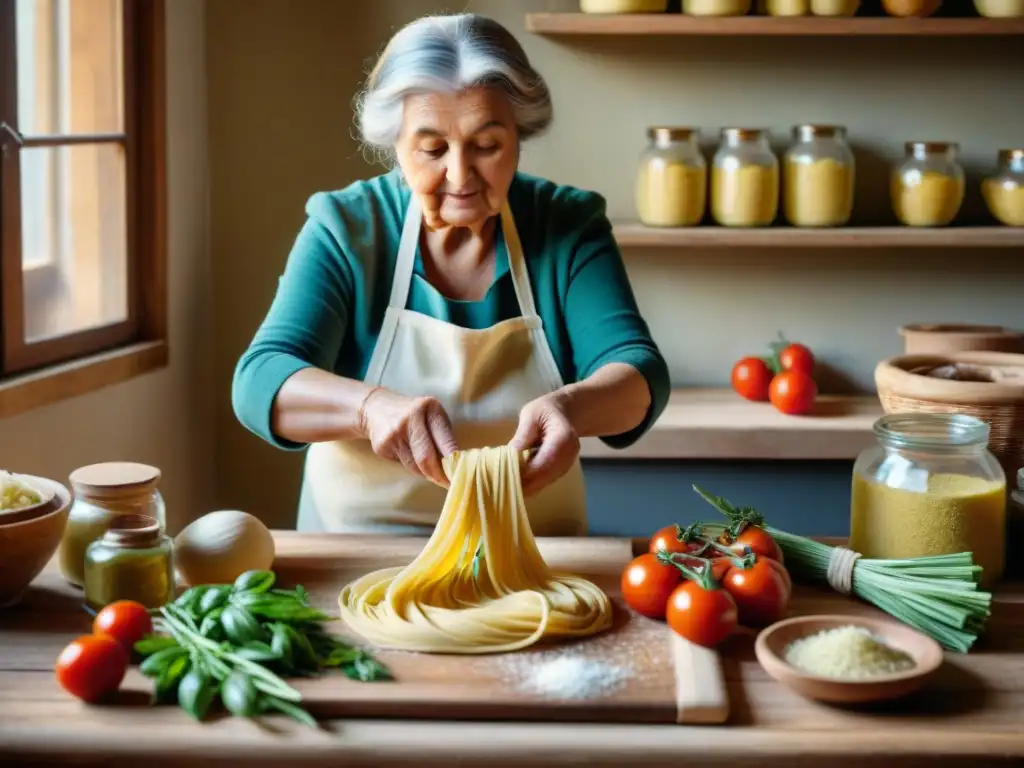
358;388;458;487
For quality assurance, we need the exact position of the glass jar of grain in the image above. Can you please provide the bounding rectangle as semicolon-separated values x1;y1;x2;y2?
711;128;779;227
784;124;855;227
59;462;166;588
982;149;1024;227
891;141;965;227
84;514;175;613
683;0;752;15
849;413;1006;588
636;127;707;228
759;0;809;14
811;0;861;14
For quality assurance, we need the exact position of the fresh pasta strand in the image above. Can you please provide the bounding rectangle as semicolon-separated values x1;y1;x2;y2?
337;445;613;654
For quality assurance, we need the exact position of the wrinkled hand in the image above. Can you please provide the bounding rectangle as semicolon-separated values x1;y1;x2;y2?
509;394;580;497
359;388;458;486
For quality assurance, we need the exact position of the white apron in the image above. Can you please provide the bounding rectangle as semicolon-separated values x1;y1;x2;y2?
295;196;588;536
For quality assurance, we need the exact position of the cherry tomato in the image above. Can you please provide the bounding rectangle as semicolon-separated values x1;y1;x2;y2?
769;369;817;416
778;343;815;376
93;600;153;652
649;525;704;557
724;525;785;564
719;557;790;628
765;556;793;595
620;553;684;619
55;634;128;703
665;581;738;648
731;357;773;402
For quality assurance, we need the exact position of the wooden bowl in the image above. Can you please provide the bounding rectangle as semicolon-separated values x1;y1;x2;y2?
899;324;1024;356
0;475;60;526
0;476;72;609
754;614;944;704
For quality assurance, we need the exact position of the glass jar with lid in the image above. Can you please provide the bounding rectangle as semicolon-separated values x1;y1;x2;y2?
580;0;668;12
758;0;809;13
83;514;175;613
59;462;166;588
683;0;752;15
982;148;1024;227
811;0;861;14
783;124;855;228
974;0;1024;18
849;413;1007;589
636;127;707;228
891;141;965;227
711;128;779;228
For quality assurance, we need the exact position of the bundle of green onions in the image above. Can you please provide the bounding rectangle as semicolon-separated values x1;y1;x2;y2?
692;485;992;653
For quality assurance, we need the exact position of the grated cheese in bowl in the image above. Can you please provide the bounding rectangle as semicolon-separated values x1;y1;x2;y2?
0;470;43;513
784;625;917;680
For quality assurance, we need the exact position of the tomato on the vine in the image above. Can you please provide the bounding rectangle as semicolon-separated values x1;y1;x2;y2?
778;343;815;376
723;525;784;564
649;524;705;557
55;634;128;703
719;557;790;628
731;357;773;402
665;581;738;648
93;600;153;652
621;553;683;619
769;369;817;416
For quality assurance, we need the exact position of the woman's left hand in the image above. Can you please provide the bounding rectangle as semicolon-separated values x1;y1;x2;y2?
509;393;580;497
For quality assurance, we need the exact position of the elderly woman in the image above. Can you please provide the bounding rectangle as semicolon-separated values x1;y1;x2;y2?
232;14;670;535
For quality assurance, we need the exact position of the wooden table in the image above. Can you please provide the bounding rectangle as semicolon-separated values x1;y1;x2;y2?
2;532;1023;767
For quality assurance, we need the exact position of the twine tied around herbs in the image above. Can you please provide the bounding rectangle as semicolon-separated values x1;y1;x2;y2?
826;545;862;596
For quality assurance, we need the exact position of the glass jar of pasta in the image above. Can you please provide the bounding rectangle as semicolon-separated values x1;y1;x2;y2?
850;413;1006;589
711;128;779;228
891;141;965;227
982;149;1024;227
783;124;855;228
636;127;707;228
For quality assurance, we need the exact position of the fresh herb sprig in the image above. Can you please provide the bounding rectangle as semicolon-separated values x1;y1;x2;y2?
134;569;391;726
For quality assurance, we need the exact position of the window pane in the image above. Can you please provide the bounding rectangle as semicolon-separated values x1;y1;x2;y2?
20;143;128;343
15;0;124;136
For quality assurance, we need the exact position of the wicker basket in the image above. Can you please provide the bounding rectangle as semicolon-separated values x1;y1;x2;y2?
874;351;1024;477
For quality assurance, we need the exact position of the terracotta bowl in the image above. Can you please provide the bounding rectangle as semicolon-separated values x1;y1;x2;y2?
755;614;944;704
0;475;72;609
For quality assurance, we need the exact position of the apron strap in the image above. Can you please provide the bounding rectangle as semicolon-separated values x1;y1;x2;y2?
499;199;540;319
388;195;423;310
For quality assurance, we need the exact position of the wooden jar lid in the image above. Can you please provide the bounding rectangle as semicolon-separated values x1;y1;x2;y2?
69;462;161;497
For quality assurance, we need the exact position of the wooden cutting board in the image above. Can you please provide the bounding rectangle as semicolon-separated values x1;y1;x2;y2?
224;534;731;725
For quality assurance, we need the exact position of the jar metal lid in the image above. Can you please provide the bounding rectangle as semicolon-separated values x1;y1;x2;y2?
721;127;768;141
905;141;959;155
792;124;847;139
997;148;1024;164
648;126;699;142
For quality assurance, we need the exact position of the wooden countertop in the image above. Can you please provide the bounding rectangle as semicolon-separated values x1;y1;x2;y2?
2;532;1023;768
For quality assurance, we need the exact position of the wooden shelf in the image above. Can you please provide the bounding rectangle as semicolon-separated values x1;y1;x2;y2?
612;223;1024;248
525;13;1024;37
580;388;882;461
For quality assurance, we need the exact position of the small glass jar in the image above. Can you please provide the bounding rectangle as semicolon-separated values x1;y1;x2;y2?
891;141;965;227
974;0;1024;17
684;0;752;15
84;514;175;612
59;462;166;588
711;128;779;228
811;0;861;14
636;127;707;228
784;124;855;227
982;149;1024;227
850;414;1007;589
760;0;809;14
1008;468;1024;579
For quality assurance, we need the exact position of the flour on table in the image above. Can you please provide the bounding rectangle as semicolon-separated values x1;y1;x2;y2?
496;640;635;700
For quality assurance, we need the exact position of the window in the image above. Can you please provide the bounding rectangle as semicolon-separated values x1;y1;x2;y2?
0;0;166;416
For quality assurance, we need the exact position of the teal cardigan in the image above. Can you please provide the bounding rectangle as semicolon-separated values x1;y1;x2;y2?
232;169;670;450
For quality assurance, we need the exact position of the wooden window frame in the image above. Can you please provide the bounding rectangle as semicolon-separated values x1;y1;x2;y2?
0;0;167;419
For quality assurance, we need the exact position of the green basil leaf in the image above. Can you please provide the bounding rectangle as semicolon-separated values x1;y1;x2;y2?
134;634;179;656
320;645;359;668
344;655;392;682
221;670;259;717
240;598;330;624
220;605;264;645
139;645;188;678
269;623;294;668
232;569;275;594
234;640;279;663
177;668;217;722
154;654;190;704
261;694;318;728
285;625;319;672
199;607;225;639
198;585;232;615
